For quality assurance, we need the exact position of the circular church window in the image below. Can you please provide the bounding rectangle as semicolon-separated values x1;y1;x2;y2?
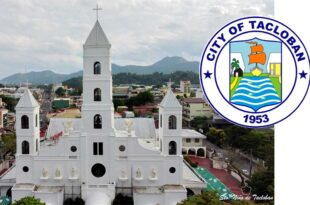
169;167;176;173
23;166;29;172
119;145;126;152
71;146;77;152
91;163;106;178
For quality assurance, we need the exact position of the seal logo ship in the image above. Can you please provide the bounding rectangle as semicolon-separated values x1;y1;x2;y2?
247;41;266;76
229;38;282;112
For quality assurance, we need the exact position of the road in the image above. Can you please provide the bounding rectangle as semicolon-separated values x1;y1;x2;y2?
204;139;259;176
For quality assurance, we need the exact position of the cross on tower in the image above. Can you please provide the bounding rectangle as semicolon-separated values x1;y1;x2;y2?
93;3;102;21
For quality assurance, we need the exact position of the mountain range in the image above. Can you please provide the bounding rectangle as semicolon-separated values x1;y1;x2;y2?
0;56;199;85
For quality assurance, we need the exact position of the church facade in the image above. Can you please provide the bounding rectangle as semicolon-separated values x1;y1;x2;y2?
7;20;206;205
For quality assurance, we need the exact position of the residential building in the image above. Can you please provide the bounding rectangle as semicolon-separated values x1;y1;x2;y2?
182;98;213;124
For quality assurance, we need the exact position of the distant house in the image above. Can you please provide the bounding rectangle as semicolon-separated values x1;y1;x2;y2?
182;98;213;125
181;129;207;157
180;80;191;94
133;104;156;114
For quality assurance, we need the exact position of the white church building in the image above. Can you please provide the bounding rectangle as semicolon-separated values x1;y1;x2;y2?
0;20;205;205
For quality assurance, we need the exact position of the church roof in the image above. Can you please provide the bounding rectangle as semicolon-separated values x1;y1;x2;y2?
16;88;39;108
85;20;110;46
159;88;182;108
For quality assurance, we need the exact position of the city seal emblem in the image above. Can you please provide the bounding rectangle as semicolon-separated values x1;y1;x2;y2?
200;16;310;127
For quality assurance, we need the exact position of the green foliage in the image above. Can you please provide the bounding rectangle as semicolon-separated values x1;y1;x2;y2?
209;125;274;162
1;133;16;154
112;193;133;205
113;91;154;110
63;71;199;89
231;58;240;70
207;128;227;148
0;95;18;112
63;76;83;91
247;170;274;200
69;89;82;96
55;87;66;97
12;196;45;205
190;116;211;134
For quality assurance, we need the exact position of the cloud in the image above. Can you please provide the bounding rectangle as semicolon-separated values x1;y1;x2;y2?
0;0;273;77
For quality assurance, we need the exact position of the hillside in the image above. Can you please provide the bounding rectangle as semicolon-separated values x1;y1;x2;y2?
0;70;82;85
0;56;199;85
112;56;199;74
63;71;199;90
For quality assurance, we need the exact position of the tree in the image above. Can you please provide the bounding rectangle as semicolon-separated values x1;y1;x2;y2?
190;116;210;133
231;58;240;75
247;170;274;200
1;133;16;154
55;87;66;97
133;91;154;105
12;196;45;205
0;95;18;112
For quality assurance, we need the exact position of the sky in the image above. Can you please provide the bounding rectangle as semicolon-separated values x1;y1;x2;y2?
0;0;274;78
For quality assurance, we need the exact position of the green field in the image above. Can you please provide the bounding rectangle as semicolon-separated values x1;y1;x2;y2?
270;77;281;97
230;77;241;98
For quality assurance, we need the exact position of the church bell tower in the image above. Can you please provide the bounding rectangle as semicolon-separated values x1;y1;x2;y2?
82;20;114;134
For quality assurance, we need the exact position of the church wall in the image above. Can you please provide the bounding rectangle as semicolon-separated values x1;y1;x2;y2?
34;189;64;205
38;135;81;157
15;155;34;184
32;159;81;186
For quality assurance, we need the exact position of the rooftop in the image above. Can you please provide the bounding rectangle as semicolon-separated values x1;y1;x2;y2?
15;88;39;109
183;97;206;104
85;20;110;46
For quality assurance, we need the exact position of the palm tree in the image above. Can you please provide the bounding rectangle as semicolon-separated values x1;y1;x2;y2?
231;58;240;75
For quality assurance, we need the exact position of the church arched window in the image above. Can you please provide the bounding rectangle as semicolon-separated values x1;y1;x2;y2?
94;61;101;75
94;88;101;101
168;141;177;155
21;115;29;129
22;141;29;154
94;114;102;129
35;114;38;127
168;115;177;129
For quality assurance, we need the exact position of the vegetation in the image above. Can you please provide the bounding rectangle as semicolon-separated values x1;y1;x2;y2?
190;116;209;133
113;91;154;110
0;95;18;112
1;133;16;155
63;76;83;91
112;193;133;205
12;196;45;205
63;71;199;89
55;87;66;97
205;125;274;202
